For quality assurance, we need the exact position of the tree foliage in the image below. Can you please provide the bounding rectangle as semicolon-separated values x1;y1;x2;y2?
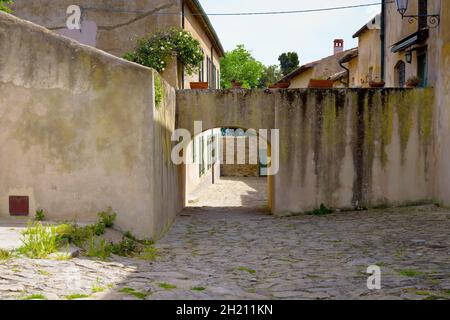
124;28;204;75
220;44;264;89
0;0;13;13
259;65;282;88
278;52;300;76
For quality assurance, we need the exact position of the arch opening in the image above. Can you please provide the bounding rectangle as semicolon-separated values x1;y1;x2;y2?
183;126;274;213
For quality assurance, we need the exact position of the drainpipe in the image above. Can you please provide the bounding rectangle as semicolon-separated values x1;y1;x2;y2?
339;60;350;87
181;0;185;89
381;0;386;81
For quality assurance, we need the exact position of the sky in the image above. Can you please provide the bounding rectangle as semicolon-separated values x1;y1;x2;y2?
197;0;382;67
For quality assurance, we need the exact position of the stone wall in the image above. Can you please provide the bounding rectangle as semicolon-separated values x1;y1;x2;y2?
177;88;435;214
0;12;182;239
220;136;261;177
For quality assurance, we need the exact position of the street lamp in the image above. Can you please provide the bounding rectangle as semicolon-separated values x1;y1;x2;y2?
396;0;409;17
405;50;413;64
395;0;440;28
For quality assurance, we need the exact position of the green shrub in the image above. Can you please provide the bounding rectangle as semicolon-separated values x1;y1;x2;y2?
98;208;117;228
35;209;45;221
123;27;204;75
18;222;60;259
0;0;13;13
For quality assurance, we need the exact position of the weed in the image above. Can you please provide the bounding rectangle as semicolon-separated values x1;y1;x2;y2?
158;283;177;290
139;246;158;261
308;204;334;216
119;287;148;299
18;222;60;259
110;237;137;257
191;287;206;292
98;208;117;228
237;267;256;274
38;269;50;276
65;293;90;300
35;209;45;221
86;236;112;260
397;269;425;277
92;279;106;294
0;248;12;261
21;294;47;300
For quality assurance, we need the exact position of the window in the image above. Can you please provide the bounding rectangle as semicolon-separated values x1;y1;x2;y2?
212;64;217;89
395;61;406;87
418;0;428;30
206;57;211;85
417;47;428;87
198;51;204;82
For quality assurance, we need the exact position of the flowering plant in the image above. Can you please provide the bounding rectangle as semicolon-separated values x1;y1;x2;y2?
124;28;204;75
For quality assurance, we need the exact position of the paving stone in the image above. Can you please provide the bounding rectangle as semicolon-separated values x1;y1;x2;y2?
1;178;450;299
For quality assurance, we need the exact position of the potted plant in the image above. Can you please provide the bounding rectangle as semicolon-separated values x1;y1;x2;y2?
276;82;290;89
369;78;386;88
308;78;334;88
406;76;421;88
190;82;209;90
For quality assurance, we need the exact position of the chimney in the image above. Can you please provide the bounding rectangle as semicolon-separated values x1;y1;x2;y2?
334;39;344;55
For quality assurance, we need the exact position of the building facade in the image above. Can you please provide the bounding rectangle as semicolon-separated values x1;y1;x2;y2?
383;0;441;87
11;0;224;89
342;14;382;88
278;40;355;88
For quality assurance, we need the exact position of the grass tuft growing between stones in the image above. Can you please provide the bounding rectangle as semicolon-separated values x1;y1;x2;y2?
158;282;177;290
65;293;90;300
119;287;148;299
21;294;47;300
237;267;256;274
191;287;206;292
397;269;425;277
18;222;59;259
138;246;159;261
0;248;12;261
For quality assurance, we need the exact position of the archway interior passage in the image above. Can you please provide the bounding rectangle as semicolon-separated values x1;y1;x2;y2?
184;127;271;211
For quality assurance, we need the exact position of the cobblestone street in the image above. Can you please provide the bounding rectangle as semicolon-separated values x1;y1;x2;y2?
1;178;450;300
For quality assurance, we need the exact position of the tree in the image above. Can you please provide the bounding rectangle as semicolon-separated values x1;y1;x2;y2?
220;44;264;89
0;0;13;13
278;52;299;76
259;65;283;88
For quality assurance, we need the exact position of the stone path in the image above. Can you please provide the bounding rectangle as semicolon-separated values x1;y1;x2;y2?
1;178;450;300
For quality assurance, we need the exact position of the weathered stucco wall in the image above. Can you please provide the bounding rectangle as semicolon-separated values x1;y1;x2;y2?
12;0;182;88
0;12;182;239
177;88;435;214
434;1;450;207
